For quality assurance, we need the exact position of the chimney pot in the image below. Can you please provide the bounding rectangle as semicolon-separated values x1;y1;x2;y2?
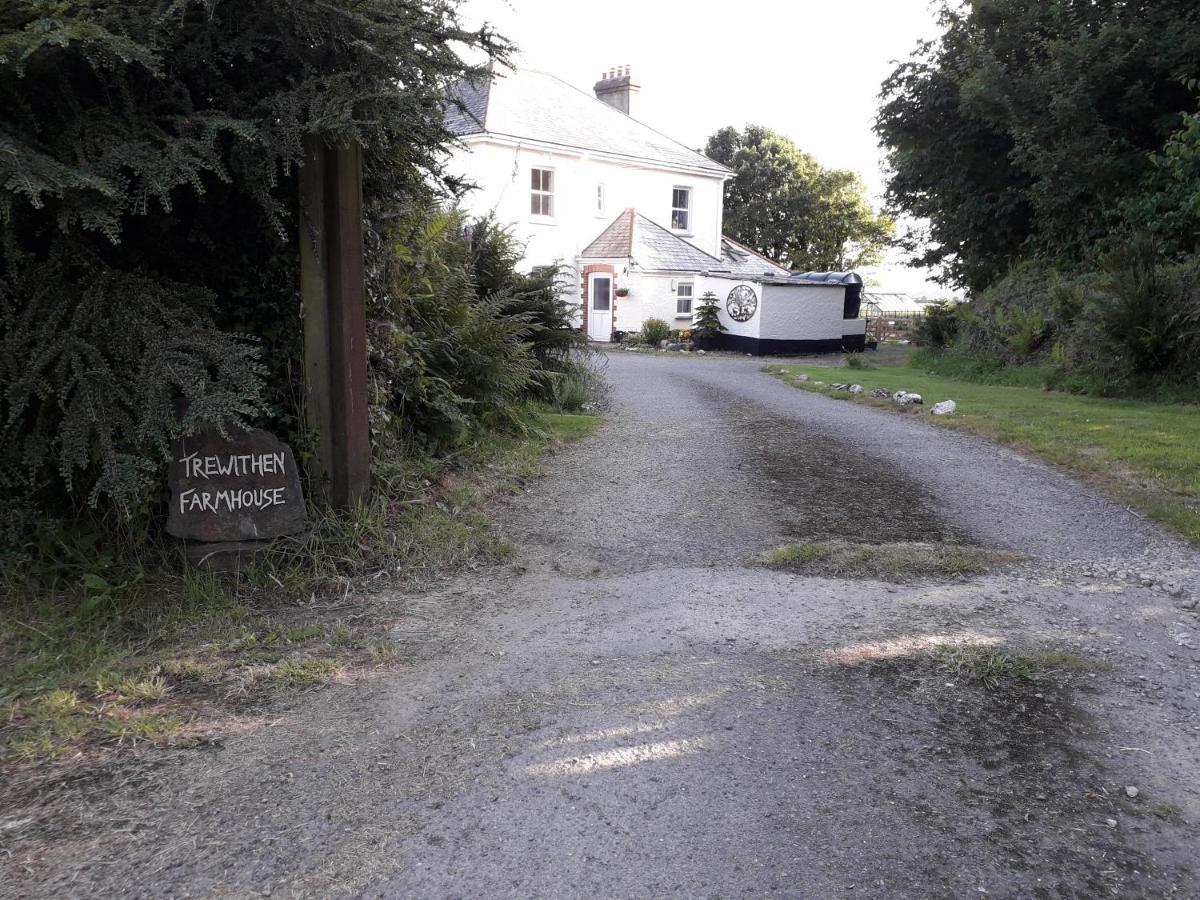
594;64;642;116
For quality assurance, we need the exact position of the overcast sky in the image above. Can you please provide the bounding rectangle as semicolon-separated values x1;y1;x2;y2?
459;0;956;296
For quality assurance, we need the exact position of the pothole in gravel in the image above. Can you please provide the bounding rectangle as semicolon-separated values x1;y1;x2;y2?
717;397;965;545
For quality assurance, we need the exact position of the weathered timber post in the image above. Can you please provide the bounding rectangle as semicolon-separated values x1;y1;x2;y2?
299;136;371;508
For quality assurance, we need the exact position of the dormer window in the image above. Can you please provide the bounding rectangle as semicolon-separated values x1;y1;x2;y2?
671;187;691;232
531;168;554;217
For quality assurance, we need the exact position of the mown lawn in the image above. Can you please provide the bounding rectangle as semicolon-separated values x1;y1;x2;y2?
772;362;1200;544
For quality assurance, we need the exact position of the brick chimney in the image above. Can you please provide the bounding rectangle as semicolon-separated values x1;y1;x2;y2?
593;65;640;116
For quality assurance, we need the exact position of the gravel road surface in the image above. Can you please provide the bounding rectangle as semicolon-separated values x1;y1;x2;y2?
5;350;1200;898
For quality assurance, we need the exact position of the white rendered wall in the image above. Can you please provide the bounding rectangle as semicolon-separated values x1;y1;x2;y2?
702;277;762;340
843;317;867;337
759;284;847;340
445;138;726;297
621;273;703;331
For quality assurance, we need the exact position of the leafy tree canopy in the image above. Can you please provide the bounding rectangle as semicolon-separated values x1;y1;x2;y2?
704;125;893;272
877;0;1200;292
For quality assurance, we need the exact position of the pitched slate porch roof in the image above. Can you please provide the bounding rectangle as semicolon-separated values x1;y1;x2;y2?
580;209;718;271
580;210;792;279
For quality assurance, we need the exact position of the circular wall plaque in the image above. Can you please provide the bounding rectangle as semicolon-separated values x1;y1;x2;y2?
726;285;758;322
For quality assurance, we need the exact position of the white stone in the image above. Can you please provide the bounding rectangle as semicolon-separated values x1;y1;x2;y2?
849;384;864;394
931;400;957;416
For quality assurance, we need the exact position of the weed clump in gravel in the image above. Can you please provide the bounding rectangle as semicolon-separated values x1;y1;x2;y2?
929;645;1106;690
756;540;1019;581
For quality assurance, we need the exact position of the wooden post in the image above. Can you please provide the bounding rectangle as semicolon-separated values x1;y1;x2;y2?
299;136;371;509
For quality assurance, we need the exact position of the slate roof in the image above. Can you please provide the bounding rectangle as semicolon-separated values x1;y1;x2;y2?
581;210;723;272
579;212;798;281
717;237;792;279
579;209;636;259
444;74;490;136
444;68;731;176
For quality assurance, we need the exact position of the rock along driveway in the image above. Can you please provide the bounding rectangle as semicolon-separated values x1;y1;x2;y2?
7;350;1200;899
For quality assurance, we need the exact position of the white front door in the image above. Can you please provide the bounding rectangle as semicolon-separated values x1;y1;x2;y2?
587;273;613;342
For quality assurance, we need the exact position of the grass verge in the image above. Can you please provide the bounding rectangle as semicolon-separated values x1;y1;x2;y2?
1;407;601;766
756;540;1019;581
771;361;1200;544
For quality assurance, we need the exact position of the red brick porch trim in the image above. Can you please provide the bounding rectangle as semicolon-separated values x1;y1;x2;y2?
580;264;616;339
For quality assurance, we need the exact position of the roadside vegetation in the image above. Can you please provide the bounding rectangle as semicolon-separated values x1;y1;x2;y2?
0;2;607;767
772;354;1200;544
875;2;1200;418
1;408;600;765
757;540;1018;581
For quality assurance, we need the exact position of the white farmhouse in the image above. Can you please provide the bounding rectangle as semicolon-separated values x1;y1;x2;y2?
444;66;867;353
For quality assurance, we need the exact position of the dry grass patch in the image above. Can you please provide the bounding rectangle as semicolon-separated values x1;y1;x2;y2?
1;688;183;764
757;539;1020;581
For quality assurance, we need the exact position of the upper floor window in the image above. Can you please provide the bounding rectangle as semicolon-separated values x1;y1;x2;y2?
596;183;606;217
671;187;691;232
676;282;694;316
531;168;554;217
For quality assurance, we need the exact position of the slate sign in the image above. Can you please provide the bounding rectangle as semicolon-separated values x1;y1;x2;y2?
166;427;307;542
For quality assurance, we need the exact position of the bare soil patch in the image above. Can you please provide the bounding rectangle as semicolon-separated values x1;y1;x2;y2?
717;393;963;545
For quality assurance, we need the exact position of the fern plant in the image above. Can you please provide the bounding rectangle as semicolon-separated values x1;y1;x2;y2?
0;1;507;536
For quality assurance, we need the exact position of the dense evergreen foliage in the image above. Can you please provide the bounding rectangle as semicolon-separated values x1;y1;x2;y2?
691;292;725;342
0;0;508;542
877;0;1200;293
705;125;893;271
880;1;1200;395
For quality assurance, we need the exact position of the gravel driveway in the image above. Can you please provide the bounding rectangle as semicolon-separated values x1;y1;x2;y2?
5;350;1200;898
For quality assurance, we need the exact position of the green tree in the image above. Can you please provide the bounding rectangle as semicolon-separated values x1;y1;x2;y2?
0;1;505;532
877;0;1200;291
1121;90;1200;260
691;292;725;341
704;125;893;271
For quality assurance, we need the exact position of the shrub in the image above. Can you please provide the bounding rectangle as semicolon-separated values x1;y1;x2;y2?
1091;235;1195;377
369;206;596;452
548;367;608;412
995;305;1050;358
0;0;506;540
691;292;726;341
913;301;962;349
642;318;672;346
370;207;537;451
1;251;265;544
466;218;590;398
